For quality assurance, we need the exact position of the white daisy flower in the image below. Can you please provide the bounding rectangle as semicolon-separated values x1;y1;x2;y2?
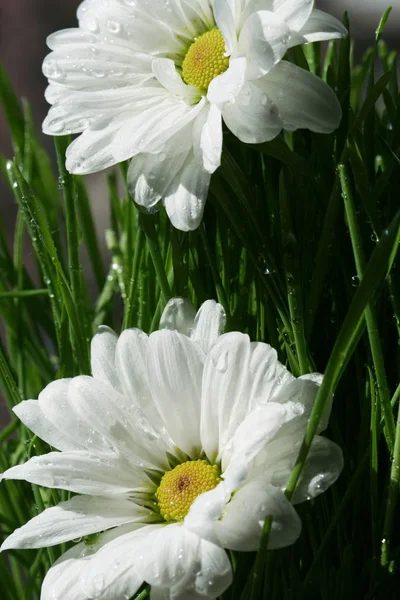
42;0;347;231
1;298;343;600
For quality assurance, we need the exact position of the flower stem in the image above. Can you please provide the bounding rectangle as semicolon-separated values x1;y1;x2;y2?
139;213;172;303
122;226;145;330
285;207;400;499
381;399;400;568
339;163;395;452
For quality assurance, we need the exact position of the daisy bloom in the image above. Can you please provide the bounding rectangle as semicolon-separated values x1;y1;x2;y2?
1;298;343;600
42;0;347;231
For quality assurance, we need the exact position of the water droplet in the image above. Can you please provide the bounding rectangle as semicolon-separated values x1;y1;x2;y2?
49;118;65;133
43;59;64;80
81;16;100;32
107;19;121;33
215;352;228;373
308;473;328;496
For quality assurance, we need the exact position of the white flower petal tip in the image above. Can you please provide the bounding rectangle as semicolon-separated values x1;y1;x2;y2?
0;496;148;551
191;299;227;351
185;480;302;552
90;325;120;390
160;297;226;351
160;298;197;336
260;61;342;134
292;9;348;45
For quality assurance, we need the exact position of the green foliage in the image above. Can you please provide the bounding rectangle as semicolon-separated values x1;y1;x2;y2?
0;11;400;600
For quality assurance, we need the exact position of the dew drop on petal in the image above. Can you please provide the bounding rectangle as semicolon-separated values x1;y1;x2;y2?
49;118;66;134
308;473;328;497
81;16;100;32
90;574;105;598
216;351;228;373
107;19;121;34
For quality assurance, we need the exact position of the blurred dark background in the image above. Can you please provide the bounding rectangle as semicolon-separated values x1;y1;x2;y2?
0;0;399;423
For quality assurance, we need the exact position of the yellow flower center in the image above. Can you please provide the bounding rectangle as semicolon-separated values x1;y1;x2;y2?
156;460;221;522
182;29;229;90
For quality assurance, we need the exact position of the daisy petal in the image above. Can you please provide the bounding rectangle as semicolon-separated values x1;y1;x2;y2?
201;333;286;461
1;495;148;550
160;298;197;335
164;153;211;232
208;54;247;105
289;8;348;45
153;58;198;102
222;80;282;144
187;479;301;551
128;144;189;210
239;10;291;79
41;525;142;600
41;542;89;600
200;332;251;461
65;113;130;174
153;537;232;598
13;400;77;452
268;435;344;504
150;588;208;600
68;376;166;466
270;375;331;437
190;300;226;352
86;524;199;589
147;330;204;454
46;27;98;50
272;0;314;31
213;0;237;54
192;538;233;597
42;84;160;136
259;60;342;133
114;328;150;401
37;379;105;452
90;326;120;391
1;451;146;495
246;342;293;412
115;328;169;442
112;98;206;160
76;0;182;55
221;401;302;475
193;103;223;174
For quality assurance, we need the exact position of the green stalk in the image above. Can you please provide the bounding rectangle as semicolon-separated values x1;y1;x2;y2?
249;516;273;600
31;485;57;566
0;419;19;443
55;137;89;340
209;178;292;335
304;452;368;589
12;210;25;397
139;213;172;303
285;207;400;499
0;289;49;298
339;163;395;451
381;400;400;568
11;162;90;373
279;171;311;374
122;227;145;330
75;178;106;291
199;224;231;321
0;343;22;410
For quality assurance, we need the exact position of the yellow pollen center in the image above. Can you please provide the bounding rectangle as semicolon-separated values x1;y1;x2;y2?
156;460;221;522
182;29;229;90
